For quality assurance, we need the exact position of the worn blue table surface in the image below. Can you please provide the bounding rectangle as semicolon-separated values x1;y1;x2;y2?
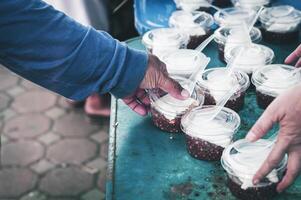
106;37;301;200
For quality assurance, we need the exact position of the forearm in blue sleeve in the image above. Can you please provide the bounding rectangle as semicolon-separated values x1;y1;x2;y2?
0;0;148;100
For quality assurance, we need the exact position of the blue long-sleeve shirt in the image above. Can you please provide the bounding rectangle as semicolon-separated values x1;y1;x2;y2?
0;0;148;100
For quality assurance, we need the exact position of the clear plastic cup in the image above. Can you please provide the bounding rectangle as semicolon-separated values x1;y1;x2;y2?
181;105;240;161
231;0;270;10
173;0;213;12
259;5;301;43
142;28;189;59
149;76;204;133
161;49;208;78
224;44;274;76
169;10;214;49
214;26;262;62
252;64;301;109
221;139;288;200
197;68;250;112
214;7;256;27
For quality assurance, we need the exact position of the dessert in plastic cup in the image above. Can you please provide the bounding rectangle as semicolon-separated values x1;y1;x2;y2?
214;26;262;62
231;0;270;10
197;68;250;112
161;49;208;78
149;76;204;133
181;105;240;161
221;139;288;200
169;10;214;49
252;64;301;109
224;44;274;77
142;28;189;59
173;0;213;12
214;7;256;27
259;5;301;43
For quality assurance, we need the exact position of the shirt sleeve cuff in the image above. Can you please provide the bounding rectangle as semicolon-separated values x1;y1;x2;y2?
110;46;148;98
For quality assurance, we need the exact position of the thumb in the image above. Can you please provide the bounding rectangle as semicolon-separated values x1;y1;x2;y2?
246;105;277;142
159;75;190;100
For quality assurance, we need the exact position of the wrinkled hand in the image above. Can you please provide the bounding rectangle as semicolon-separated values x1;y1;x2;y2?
285;44;301;67
122;54;189;116
245;84;301;192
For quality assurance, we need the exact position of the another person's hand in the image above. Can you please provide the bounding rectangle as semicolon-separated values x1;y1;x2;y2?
285;44;301;67
245;84;301;193
123;54;189;116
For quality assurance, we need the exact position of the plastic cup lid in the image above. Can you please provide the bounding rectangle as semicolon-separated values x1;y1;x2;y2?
142;28;189;49
161;49;208;75
181;106;240;137
225;44;274;67
214;26;262;44
214;7;256;26
260;5;301;24
169;10;214;29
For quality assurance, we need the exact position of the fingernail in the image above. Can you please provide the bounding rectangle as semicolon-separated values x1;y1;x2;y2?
253;179;259;185
181;89;190;98
246;131;257;142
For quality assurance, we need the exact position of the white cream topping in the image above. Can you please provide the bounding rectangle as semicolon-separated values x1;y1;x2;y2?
257;67;300;95
152;94;198;120
223;139;281;190
175;0;212;12
224;28;252;55
205;70;239;102
232;46;266;73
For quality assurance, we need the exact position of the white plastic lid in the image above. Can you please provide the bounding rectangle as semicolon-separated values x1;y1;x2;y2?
161;49;208;76
225;44;274;74
221;139;288;189
214;7;256;26
181;106;240;147
174;0;213;12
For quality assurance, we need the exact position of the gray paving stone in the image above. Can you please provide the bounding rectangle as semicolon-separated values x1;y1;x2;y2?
45;107;65;119
20;191;47;200
85;158;107;172
38;132;61;146
0;108;17;121
0;72;19;91
39;166;93;196
81;189;104;200
6;86;25;97
90;131;108;144
100;142;108;160
0;135;9;144
2;140;44;166
53;112;99;137
97;170;107;192
0;93;10;112
47;139;97;165
3;113;51;139
0;168;37;198
12;90;57;113
20;79;42;90
30;159;55;174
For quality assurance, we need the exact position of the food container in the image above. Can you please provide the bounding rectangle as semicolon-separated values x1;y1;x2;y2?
221;139;288;200
169;10;214;49
197;68;250;112
142;28;189;59
224;44;274;76
150;77;204;133
181;105;240;161
231;0;270;10
214;26;262;62
161;49;208;78
252;64;301;109
214;7;256;27
259;5;301;43
173;0;213;12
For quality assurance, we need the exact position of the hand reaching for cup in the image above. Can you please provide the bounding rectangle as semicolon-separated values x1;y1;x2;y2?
285;44;301;67
245;84;301;193
122;54;189;116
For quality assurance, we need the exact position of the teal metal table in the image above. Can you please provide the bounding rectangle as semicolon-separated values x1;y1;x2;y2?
106;38;301;200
